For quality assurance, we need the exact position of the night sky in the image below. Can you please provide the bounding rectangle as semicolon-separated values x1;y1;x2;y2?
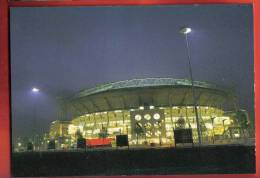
10;5;254;139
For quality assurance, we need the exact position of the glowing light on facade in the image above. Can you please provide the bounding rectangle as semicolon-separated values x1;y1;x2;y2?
134;114;142;121
205;123;213;129
139;106;144;110
153;113;160;120
149;105;155;109
144;114;151;120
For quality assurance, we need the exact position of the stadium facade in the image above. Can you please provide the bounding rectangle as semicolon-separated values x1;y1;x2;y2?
49;78;250;148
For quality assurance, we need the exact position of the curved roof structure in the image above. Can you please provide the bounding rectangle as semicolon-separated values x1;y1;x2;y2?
72;78;224;99
63;78;235;117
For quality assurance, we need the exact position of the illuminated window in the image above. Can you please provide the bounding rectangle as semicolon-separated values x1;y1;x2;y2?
87;130;92;134
139;106;144;110
146;131;152;137
234;133;240;138
149;105;155;109
166;132;172;137
154;122;161;128
155;130;161;136
205;123;213;129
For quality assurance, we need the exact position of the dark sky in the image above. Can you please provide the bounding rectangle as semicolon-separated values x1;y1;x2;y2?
10;5;254;139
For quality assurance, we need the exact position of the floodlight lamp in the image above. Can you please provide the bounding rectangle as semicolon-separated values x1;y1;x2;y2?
179;27;192;34
32;87;40;93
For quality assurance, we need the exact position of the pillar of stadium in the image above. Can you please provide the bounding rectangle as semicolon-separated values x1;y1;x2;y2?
180;27;202;145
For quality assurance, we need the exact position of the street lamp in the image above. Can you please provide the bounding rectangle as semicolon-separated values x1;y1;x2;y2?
32;87;40;93
179;27;202;146
180;27;191;34
31;87;40;151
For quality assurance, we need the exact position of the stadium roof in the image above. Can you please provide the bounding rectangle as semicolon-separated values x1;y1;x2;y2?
62;78;236;117
72;78;226;99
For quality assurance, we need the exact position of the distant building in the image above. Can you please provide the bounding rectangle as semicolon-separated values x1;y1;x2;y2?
49;120;70;138
13;137;28;152
49;120;71;149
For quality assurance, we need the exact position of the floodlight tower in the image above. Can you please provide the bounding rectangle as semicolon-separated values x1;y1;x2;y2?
179;27;202;146
31;87;40;150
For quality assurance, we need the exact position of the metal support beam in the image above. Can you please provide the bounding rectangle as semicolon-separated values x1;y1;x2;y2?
79;100;90;113
104;97;113;110
89;99;101;112
70;104;82;118
138;95;143;107
180;90;189;106
120;96;126;109
106;112;110;128
77;102;89;115
180;28;202;145
120;96;127;133
169;93;174;130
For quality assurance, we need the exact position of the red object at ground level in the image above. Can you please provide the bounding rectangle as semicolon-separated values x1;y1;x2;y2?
86;138;113;147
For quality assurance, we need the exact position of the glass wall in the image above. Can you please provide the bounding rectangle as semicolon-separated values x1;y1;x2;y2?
65;106;242;148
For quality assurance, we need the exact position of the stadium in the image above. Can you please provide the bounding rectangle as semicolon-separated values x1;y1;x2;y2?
49;78;250;149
